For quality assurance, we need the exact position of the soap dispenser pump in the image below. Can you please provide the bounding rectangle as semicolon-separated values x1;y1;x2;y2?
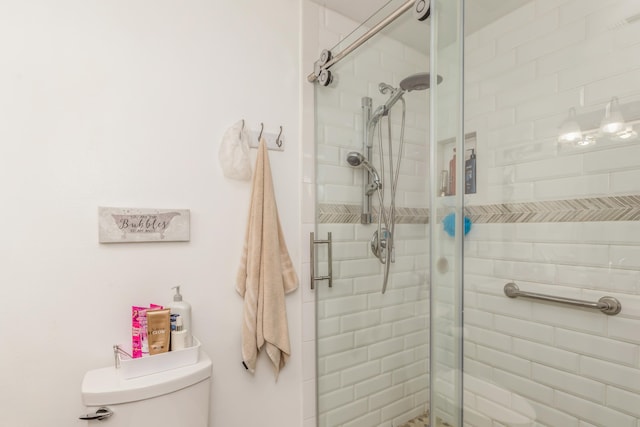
170;286;192;347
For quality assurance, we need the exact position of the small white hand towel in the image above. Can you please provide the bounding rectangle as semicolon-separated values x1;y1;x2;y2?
236;137;298;378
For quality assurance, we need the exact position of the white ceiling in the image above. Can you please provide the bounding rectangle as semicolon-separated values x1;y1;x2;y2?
310;0;532;52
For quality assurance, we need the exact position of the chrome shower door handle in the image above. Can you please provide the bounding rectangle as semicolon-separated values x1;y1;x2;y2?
79;407;113;421
310;232;332;289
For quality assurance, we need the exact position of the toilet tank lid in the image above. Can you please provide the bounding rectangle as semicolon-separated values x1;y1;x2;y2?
81;351;212;406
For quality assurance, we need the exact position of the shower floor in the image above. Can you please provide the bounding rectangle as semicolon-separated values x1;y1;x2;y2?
398;413;429;427
398;413;452;427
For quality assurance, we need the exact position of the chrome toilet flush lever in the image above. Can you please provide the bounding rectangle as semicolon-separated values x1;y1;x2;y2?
79;407;113;421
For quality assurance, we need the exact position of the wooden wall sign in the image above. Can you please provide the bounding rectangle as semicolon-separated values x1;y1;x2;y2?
99;207;190;243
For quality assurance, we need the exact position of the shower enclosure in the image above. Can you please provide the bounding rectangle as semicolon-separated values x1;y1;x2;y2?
308;0;640;426
311;2;431;425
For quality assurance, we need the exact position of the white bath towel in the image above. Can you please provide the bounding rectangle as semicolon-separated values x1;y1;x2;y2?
236;137;298;378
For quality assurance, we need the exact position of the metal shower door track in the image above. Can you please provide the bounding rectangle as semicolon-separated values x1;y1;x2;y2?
307;0;415;83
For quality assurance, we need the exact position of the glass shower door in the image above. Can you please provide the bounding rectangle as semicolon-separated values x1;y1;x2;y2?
313;1;431;426
452;0;640;425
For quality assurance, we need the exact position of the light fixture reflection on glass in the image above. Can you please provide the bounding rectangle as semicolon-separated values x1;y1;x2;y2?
558;107;583;144
558;99;638;147
576;135;596;146
600;96;626;135
616;126;638;140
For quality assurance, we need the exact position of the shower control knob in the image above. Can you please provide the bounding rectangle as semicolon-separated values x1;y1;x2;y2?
366;182;378;195
318;69;333;87
414;0;431;21
371;228;391;262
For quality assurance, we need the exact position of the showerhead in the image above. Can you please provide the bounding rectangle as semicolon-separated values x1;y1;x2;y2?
399;72;443;92
346;151;381;190
346;151;366;167
371;73;444;128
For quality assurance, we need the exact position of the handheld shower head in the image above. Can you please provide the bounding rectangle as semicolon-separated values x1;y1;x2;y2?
346;151;366;167
346;151;381;191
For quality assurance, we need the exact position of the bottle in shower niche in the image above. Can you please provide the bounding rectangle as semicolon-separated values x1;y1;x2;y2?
448;148;456;195
465;149;476;194
439;170;449;197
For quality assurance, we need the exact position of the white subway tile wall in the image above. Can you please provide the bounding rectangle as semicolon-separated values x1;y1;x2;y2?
308;0;640;425
462;2;640;425
314;5;430;426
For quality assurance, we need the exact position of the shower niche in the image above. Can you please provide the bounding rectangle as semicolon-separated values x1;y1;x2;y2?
437;132;477;196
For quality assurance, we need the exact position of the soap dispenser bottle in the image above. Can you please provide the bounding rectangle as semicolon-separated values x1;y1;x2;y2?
169;286;192;347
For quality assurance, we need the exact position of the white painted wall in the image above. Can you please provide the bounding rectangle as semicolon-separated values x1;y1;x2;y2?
0;1;303;426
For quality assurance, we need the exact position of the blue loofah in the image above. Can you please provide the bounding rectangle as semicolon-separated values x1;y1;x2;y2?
443;213;472;237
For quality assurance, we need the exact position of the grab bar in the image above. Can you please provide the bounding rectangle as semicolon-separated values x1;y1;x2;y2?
504;282;621;315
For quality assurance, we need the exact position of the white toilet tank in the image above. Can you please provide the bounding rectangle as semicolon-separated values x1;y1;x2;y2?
81;351;212;426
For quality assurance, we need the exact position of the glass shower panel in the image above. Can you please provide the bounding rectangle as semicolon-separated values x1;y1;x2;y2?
460;0;640;425
428;0;464;426
314;2;430;426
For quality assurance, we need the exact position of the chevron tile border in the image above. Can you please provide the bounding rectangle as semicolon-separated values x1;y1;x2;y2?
466;195;640;224
318;204;429;224
318;195;640;224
